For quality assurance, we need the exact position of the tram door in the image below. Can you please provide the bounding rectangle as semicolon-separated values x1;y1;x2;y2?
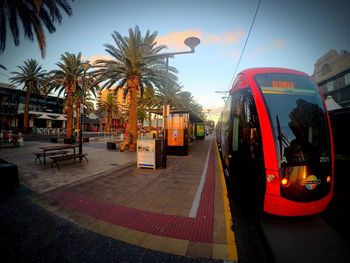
229;89;265;210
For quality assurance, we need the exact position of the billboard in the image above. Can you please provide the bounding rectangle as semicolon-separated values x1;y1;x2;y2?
167;113;188;146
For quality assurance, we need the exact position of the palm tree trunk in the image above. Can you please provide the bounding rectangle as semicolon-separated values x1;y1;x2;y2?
148;112;152;131
106;111;112;132
127;75;140;149
23;86;32;133
75;101;81;131
66;92;74;139
129;87;138;146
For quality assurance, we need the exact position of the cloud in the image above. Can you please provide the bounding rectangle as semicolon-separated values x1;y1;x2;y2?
157;29;245;51
248;39;287;59
156;29;202;50
206;30;245;44
230;50;240;59
272;39;287;48
88;54;113;65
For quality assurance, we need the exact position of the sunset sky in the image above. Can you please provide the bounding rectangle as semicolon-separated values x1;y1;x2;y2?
1;0;349;122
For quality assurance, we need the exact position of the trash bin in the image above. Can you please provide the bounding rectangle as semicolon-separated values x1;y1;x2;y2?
137;138;162;170
107;142;116;149
0;159;19;190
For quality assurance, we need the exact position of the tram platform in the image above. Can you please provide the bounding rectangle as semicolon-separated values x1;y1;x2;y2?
0;136;237;262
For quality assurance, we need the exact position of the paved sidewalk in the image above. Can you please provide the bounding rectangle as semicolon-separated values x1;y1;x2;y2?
0;137;237;261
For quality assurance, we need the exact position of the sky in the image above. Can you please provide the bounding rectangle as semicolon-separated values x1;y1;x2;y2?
1;0;349;123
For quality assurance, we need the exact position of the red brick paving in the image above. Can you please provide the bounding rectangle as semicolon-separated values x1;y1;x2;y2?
46;141;216;243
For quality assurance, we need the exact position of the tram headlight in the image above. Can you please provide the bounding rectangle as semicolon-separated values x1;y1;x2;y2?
326;176;331;183
281;178;290;187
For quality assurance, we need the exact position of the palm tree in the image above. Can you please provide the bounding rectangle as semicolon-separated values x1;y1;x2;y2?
50;52;87;139
98;93;119;132
155;80;184;110
93;26;178;148
0;0;73;58
138;86;161;131
10;59;46;133
156;83;205;125
178;91;205;118
74;86;96;131
74;74;98;131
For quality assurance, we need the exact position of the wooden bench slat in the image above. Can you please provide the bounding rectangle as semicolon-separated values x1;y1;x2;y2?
50;153;88;169
34;150;68;164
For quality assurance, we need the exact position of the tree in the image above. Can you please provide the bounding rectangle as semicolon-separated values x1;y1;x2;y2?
73;86;95;132
98;93;119;132
10;58;46;133
50;52;87;139
74;72;97;131
177;91;205;120
93;26;178;148
0;0;73;58
156;83;206;124
155;80;183;110
138;86;160;131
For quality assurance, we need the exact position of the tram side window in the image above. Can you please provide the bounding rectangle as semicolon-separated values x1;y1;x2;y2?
221;95;232;160
245;91;263;161
231;89;262;161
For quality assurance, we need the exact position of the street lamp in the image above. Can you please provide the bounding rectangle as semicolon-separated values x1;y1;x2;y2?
79;62;91;157
215;90;229;102
139;36;200;168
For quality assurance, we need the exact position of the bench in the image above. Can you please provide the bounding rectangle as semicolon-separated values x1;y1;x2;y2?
34;150;69;164
107;140;125;150
107;141;117;149
50;153;88;169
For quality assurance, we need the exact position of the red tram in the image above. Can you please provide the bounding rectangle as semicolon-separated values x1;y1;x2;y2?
216;68;334;216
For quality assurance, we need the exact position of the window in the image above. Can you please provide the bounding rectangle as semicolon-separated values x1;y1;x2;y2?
321;63;331;75
345;73;350;86
337;76;345;89
326;80;334;92
231;89;262;160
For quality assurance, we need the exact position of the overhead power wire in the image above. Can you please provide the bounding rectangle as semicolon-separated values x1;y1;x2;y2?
228;0;262;90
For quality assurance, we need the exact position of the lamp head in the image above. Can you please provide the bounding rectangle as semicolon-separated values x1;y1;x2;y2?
184;37;200;52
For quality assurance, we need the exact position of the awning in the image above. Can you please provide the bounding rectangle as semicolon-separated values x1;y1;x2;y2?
325;96;342;111
55;115;67;121
36;114;54;120
82;116;100;124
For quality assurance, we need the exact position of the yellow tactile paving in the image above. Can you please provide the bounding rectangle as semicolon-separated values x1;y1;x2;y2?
215;142;238;262
139;234;167;251
162;237;189;256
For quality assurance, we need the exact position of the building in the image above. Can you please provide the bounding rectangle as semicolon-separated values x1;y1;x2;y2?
312;49;350;107
97;87;137;131
0;83;66;132
312;50;350;156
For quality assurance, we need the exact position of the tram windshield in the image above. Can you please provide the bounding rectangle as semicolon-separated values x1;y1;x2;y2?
254;73;331;168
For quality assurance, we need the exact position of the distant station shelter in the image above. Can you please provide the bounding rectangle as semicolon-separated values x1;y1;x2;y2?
167;109;205;156
146;108;205;156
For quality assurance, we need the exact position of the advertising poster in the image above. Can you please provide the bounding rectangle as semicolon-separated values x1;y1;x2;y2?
137;139;155;169
167;114;185;146
196;123;205;137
